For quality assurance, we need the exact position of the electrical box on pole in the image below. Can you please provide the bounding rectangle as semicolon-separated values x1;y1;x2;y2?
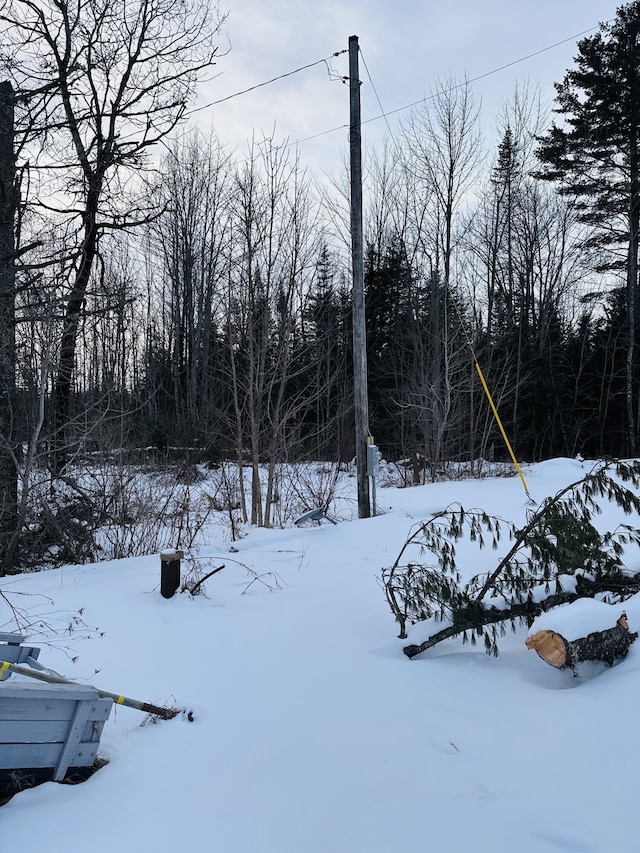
366;440;380;477
366;437;380;518
349;35;371;519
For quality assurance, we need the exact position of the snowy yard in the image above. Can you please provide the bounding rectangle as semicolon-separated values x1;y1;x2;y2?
2;457;639;853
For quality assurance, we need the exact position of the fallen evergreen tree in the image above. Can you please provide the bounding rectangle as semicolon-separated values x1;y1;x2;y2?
382;460;640;659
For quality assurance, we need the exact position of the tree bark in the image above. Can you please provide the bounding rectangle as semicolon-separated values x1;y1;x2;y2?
526;612;637;670
0;81;17;574
53;189;100;474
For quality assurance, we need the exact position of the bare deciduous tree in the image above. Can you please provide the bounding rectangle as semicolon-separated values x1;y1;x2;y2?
401;74;483;287
150;130;233;453
226;138;319;527
0;0;226;471
397;76;483;472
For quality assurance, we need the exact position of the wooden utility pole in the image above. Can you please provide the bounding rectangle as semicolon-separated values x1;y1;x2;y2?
0;81;17;574
349;35;370;519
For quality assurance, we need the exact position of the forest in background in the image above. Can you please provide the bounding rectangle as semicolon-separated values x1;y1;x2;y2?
18;86;631;468
1;0;640;571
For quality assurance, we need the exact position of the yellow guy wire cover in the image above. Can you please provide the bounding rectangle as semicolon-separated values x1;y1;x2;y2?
475;362;531;499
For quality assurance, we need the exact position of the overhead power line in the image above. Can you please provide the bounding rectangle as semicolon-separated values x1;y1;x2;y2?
363;24;607;125
182;20;612;155
187;50;347;116
282;21;611;151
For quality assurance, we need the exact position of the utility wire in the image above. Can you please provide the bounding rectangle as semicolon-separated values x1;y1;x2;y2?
187;50;347;116
362;24;605;125
279;22;609;151
166;21;611;161
360;48;394;141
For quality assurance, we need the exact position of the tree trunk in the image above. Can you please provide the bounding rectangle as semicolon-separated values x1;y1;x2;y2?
626;165;639;457
526;611;637;670
52;192;100;475
0;81;17;575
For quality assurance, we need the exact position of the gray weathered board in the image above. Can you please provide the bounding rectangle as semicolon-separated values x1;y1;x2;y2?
0;637;113;791
0;632;42;680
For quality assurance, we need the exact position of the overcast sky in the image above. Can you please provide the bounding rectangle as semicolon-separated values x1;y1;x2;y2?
190;1;623;176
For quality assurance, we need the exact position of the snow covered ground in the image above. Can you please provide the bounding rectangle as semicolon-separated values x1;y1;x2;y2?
2;457;640;853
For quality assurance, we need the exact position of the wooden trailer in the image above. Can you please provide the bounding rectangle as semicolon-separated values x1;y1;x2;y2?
0;633;113;797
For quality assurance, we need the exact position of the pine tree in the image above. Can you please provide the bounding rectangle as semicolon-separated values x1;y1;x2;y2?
535;1;640;454
304;244;351;460
365;236;418;457
490;127;519;336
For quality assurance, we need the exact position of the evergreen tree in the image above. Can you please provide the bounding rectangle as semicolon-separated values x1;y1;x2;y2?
489;127;519;337
365;236;420;458
536;1;640;453
573;288;630;455
303;244;352;460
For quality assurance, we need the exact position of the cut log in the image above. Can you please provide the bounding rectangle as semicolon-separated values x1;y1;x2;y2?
526;609;637;670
